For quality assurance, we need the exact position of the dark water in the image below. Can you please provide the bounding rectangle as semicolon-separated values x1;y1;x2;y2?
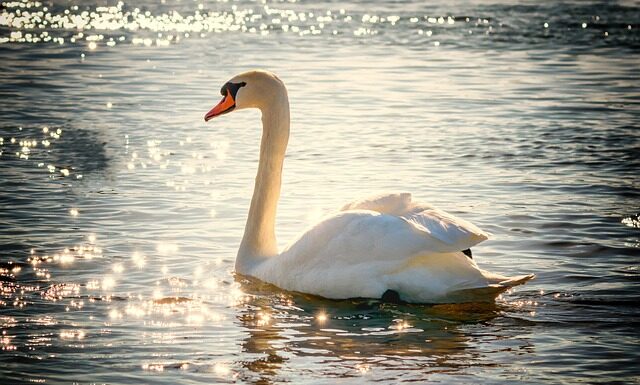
1;0;639;384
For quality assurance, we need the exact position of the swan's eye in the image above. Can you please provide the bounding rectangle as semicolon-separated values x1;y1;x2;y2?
221;81;247;99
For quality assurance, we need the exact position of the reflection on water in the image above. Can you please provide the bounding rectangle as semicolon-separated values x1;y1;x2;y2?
1;0;640;383
235;276;517;383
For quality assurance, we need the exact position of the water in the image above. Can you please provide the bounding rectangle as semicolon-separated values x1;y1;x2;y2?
1;0;639;383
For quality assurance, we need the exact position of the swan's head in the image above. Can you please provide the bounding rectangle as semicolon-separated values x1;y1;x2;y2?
204;70;286;122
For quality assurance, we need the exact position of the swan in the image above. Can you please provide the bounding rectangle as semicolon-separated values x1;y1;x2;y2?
204;70;533;303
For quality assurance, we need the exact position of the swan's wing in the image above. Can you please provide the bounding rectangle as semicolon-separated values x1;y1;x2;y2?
342;192;488;253
265;211;441;297
260;210;511;302
280;210;425;265
401;204;488;252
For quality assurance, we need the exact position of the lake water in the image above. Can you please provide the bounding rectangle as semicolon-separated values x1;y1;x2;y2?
1;0;639;383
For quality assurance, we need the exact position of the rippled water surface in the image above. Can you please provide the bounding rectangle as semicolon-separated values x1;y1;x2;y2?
1;0;639;384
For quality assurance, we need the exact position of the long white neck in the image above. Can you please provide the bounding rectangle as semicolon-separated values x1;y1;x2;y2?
236;90;290;273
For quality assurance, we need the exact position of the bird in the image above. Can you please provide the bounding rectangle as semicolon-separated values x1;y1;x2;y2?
204;70;533;303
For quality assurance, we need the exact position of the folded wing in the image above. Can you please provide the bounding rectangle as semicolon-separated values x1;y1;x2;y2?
342;192;488;254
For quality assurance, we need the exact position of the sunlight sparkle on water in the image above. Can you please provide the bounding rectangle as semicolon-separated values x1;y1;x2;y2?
125;304;146;318
0;0;536;54
213;363;231;376
0;1;638;383
142;364;165;372
391;320;411;331
256;312;271;326
193;265;203;278
316;312;328;323
157;242;179;255
185;312;205;325
60;330;85;340
203;277;218;290
622;214;640;229
109;309;122;319
131;252;146;268
102;276;116;291
112;263;124;274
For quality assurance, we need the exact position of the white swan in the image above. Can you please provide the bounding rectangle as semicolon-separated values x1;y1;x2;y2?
204;70;533;303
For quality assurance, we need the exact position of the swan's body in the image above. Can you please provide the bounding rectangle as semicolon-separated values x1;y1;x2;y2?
204;70;533;303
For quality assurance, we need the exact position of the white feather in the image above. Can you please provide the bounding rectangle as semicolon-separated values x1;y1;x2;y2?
253;194;531;303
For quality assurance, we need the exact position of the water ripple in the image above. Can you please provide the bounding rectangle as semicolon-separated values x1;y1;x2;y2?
1;0;640;384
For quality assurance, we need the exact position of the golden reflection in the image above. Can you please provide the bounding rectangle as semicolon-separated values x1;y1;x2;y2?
256;312;271;327
316;311;328;323
0;0;524;52
236;311;287;383
232;275;535;381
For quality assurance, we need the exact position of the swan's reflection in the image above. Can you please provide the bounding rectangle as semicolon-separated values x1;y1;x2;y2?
234;275;507;383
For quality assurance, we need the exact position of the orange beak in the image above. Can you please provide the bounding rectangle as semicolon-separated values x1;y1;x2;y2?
204;92;236;121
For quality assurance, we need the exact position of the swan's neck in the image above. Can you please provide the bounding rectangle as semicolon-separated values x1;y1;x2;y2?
236;94;290;273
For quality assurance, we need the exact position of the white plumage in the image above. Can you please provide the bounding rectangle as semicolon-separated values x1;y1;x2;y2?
204;70;533;303
255;192;532;303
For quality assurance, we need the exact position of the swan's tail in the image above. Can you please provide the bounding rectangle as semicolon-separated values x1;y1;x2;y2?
446;273;535;303
496;273;535;287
